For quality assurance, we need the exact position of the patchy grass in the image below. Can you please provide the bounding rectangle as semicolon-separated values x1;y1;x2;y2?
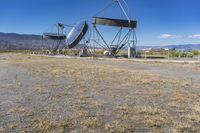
80;117;101;129
105;120;134;133
0;53;200;132
31;117;75;133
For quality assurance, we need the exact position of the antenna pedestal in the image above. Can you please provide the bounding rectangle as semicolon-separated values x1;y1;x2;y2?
80;48;88;57
128;47;136;58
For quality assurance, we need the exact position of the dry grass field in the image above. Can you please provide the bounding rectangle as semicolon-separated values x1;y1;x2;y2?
0;53;200;133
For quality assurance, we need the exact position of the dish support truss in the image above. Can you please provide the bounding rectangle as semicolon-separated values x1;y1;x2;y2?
91;0;137;56
92;17;137;55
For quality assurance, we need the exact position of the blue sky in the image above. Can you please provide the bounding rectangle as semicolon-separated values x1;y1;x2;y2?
0;0;200;46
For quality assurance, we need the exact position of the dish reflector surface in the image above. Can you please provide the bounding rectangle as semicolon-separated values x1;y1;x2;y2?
66;21;88;49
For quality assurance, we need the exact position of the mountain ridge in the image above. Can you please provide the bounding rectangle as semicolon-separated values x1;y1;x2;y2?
0;32;200;50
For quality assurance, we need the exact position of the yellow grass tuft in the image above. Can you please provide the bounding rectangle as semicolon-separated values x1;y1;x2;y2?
105;120;134;133
80;117;101;129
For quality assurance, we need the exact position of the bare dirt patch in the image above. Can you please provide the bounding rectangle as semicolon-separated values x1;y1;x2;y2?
0;53;200;132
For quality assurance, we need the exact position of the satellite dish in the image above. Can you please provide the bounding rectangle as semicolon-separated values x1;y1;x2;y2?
42;21;89;52
42;23;67;53
66;21;88;49
43;23;67;40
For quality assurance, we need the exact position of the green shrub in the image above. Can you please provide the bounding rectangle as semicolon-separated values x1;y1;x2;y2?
192;50;199;56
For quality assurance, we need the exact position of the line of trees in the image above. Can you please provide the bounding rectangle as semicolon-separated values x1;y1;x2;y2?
137;49;200;58
170;50;200;58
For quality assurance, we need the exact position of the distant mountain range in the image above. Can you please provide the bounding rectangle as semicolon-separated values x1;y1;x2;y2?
0;32;200;51
0;32;43;50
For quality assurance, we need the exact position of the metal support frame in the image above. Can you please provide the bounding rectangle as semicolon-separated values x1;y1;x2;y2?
111;27;122;45
91;0;137;56
93;26;110;49
92;24;137;56
115;0;131;21
116;28;136;54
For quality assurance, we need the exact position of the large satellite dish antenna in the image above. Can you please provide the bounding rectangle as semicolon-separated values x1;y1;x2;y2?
92;0;137;56
42;21;88;53
42;23;67;53
65;21;88;49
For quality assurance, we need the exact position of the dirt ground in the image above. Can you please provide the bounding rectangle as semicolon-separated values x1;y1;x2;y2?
0;53;200;133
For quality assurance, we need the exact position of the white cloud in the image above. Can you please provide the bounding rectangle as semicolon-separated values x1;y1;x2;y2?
188;34;200;39
158;34;183;39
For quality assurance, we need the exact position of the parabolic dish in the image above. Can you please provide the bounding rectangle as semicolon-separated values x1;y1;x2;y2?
66;21;88;49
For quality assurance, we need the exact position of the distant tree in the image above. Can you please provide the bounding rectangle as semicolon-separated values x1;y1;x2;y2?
170;50;180;57
191;50;199;56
